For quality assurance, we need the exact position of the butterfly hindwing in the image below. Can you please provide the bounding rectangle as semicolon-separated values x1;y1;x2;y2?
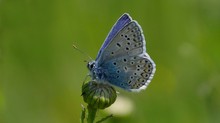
101;55;155;91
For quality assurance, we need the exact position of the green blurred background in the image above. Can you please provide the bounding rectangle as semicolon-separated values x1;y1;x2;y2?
1;0;220;123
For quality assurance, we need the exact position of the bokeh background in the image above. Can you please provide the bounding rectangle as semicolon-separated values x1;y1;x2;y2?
1;0;220;123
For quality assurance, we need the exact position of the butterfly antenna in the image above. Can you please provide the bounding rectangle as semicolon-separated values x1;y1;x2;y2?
73;43;93;61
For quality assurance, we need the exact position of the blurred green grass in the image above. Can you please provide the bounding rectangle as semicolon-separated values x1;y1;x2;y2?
1;0;220;123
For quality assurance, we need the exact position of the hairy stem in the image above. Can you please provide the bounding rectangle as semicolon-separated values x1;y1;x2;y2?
87;104;97;123
80;105;86;123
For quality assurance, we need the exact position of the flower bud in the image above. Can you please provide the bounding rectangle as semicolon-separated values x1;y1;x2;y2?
82;81;117;109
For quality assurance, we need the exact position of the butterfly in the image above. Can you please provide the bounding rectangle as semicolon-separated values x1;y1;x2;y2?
87;13;156;92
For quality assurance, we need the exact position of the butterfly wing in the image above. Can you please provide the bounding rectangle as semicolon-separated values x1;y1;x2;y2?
96;13;132;60
96;15;156;91
101;55;155;91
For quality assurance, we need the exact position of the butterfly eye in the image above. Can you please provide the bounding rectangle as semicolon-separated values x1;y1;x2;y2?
87;62;95;70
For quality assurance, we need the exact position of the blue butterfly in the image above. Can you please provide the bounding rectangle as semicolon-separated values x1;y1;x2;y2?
87;13;156;92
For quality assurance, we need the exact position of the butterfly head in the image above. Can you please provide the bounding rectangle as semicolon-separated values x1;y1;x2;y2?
87;60;99;80
87;61;95;71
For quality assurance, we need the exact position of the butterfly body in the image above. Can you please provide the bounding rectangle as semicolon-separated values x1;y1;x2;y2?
87;13;156;92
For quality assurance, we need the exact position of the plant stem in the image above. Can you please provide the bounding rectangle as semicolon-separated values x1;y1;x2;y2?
87;104;97;123
80;105;86;123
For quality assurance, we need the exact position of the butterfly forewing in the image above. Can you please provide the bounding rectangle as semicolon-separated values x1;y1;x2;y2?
96;14;132;60
97;21;145;65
